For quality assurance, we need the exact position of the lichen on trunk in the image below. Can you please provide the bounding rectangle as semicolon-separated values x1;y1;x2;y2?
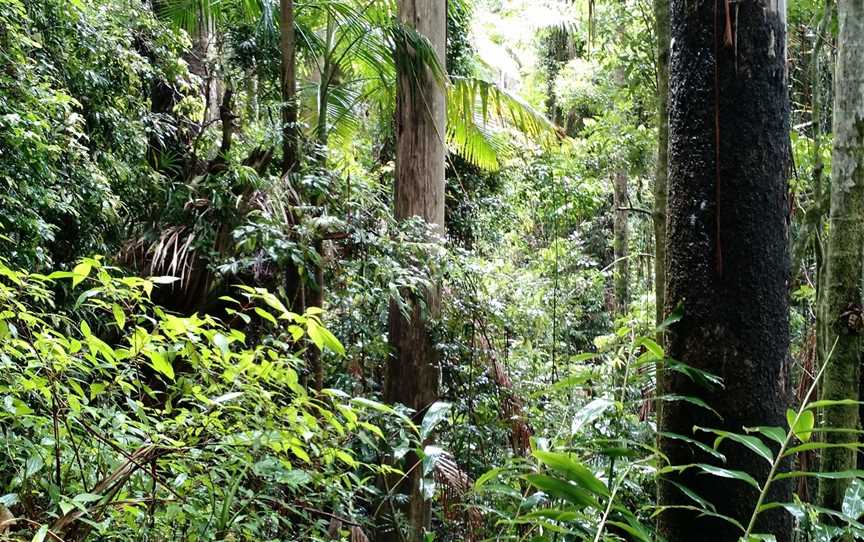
817;0;864;513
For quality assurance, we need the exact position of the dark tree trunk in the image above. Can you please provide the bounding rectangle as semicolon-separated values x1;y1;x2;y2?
657;0;792;540
380;1;446;541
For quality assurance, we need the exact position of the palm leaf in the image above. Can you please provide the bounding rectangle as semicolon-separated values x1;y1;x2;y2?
447;77;563;171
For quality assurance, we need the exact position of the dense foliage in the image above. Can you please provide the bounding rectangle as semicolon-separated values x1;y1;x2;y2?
1;0;861;541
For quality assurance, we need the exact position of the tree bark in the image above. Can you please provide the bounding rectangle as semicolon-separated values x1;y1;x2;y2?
187;6;220;123
657;0;792;540
817;0;864;513
279;0;306;343
653;0;670;336
280;0;298;175
382;1;447;541
613;171;630;314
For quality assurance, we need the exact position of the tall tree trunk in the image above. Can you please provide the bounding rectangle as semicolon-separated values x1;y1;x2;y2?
280;0;298;175
817;0;864;513
187;6;220;123
653;0;670;335
301;19;335;393
613;171;630;314
280;0;305;330
657;0;792;539
382;1;446;541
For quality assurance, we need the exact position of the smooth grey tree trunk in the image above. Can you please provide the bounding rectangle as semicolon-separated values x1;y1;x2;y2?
657;0;792;539
817;0;864;513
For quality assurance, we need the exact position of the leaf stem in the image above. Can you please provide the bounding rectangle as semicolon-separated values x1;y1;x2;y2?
742;338;837;538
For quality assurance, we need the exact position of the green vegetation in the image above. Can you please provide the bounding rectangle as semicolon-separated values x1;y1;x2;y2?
0;0;862;541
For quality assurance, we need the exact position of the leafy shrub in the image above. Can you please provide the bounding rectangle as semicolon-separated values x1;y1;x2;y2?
0;257;392;541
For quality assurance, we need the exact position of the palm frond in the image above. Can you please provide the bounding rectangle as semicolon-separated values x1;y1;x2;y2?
447;77;563;171
447;113;508;172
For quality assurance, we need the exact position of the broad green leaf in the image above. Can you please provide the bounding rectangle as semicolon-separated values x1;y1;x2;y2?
72;262;92;288
420;402;451;441
32;525;48;542
636;337;664;358
212;333;230;355
421;445;445;476
774;469;864;482
657;394;721;417
606;520;652;542
532;450;609;496
571;397;615;434
474;467;505;490
111;303;126;330
25;455;43;478
843;479;864;520
523;474;600;508
254;307;278;325
147;351;174;380
784;441;864;457
786;409;814;442
657;302;684;331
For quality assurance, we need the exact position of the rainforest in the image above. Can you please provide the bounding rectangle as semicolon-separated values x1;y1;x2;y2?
0;0;862;541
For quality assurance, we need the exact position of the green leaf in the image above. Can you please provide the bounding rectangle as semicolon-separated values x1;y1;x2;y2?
212;333;230;355
745;426;786;446
112;303;125;330
420;402;451;441
636;337;664;358
571;397;615;434
532;450;609;496
694;427;774;465
72;262;92;288
32;525;48;542
657;394;721;418
843;479;864;520
786;408;814;442
474;467;505;490
25;454;43;478
523;474;600;509
254;307;278;325
666;480;716;512
804;399;864;410
783;441;864;458
773;469;864;482
657;302;684;331
659;432;726;461
694;464;760;490
147;351;174;380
